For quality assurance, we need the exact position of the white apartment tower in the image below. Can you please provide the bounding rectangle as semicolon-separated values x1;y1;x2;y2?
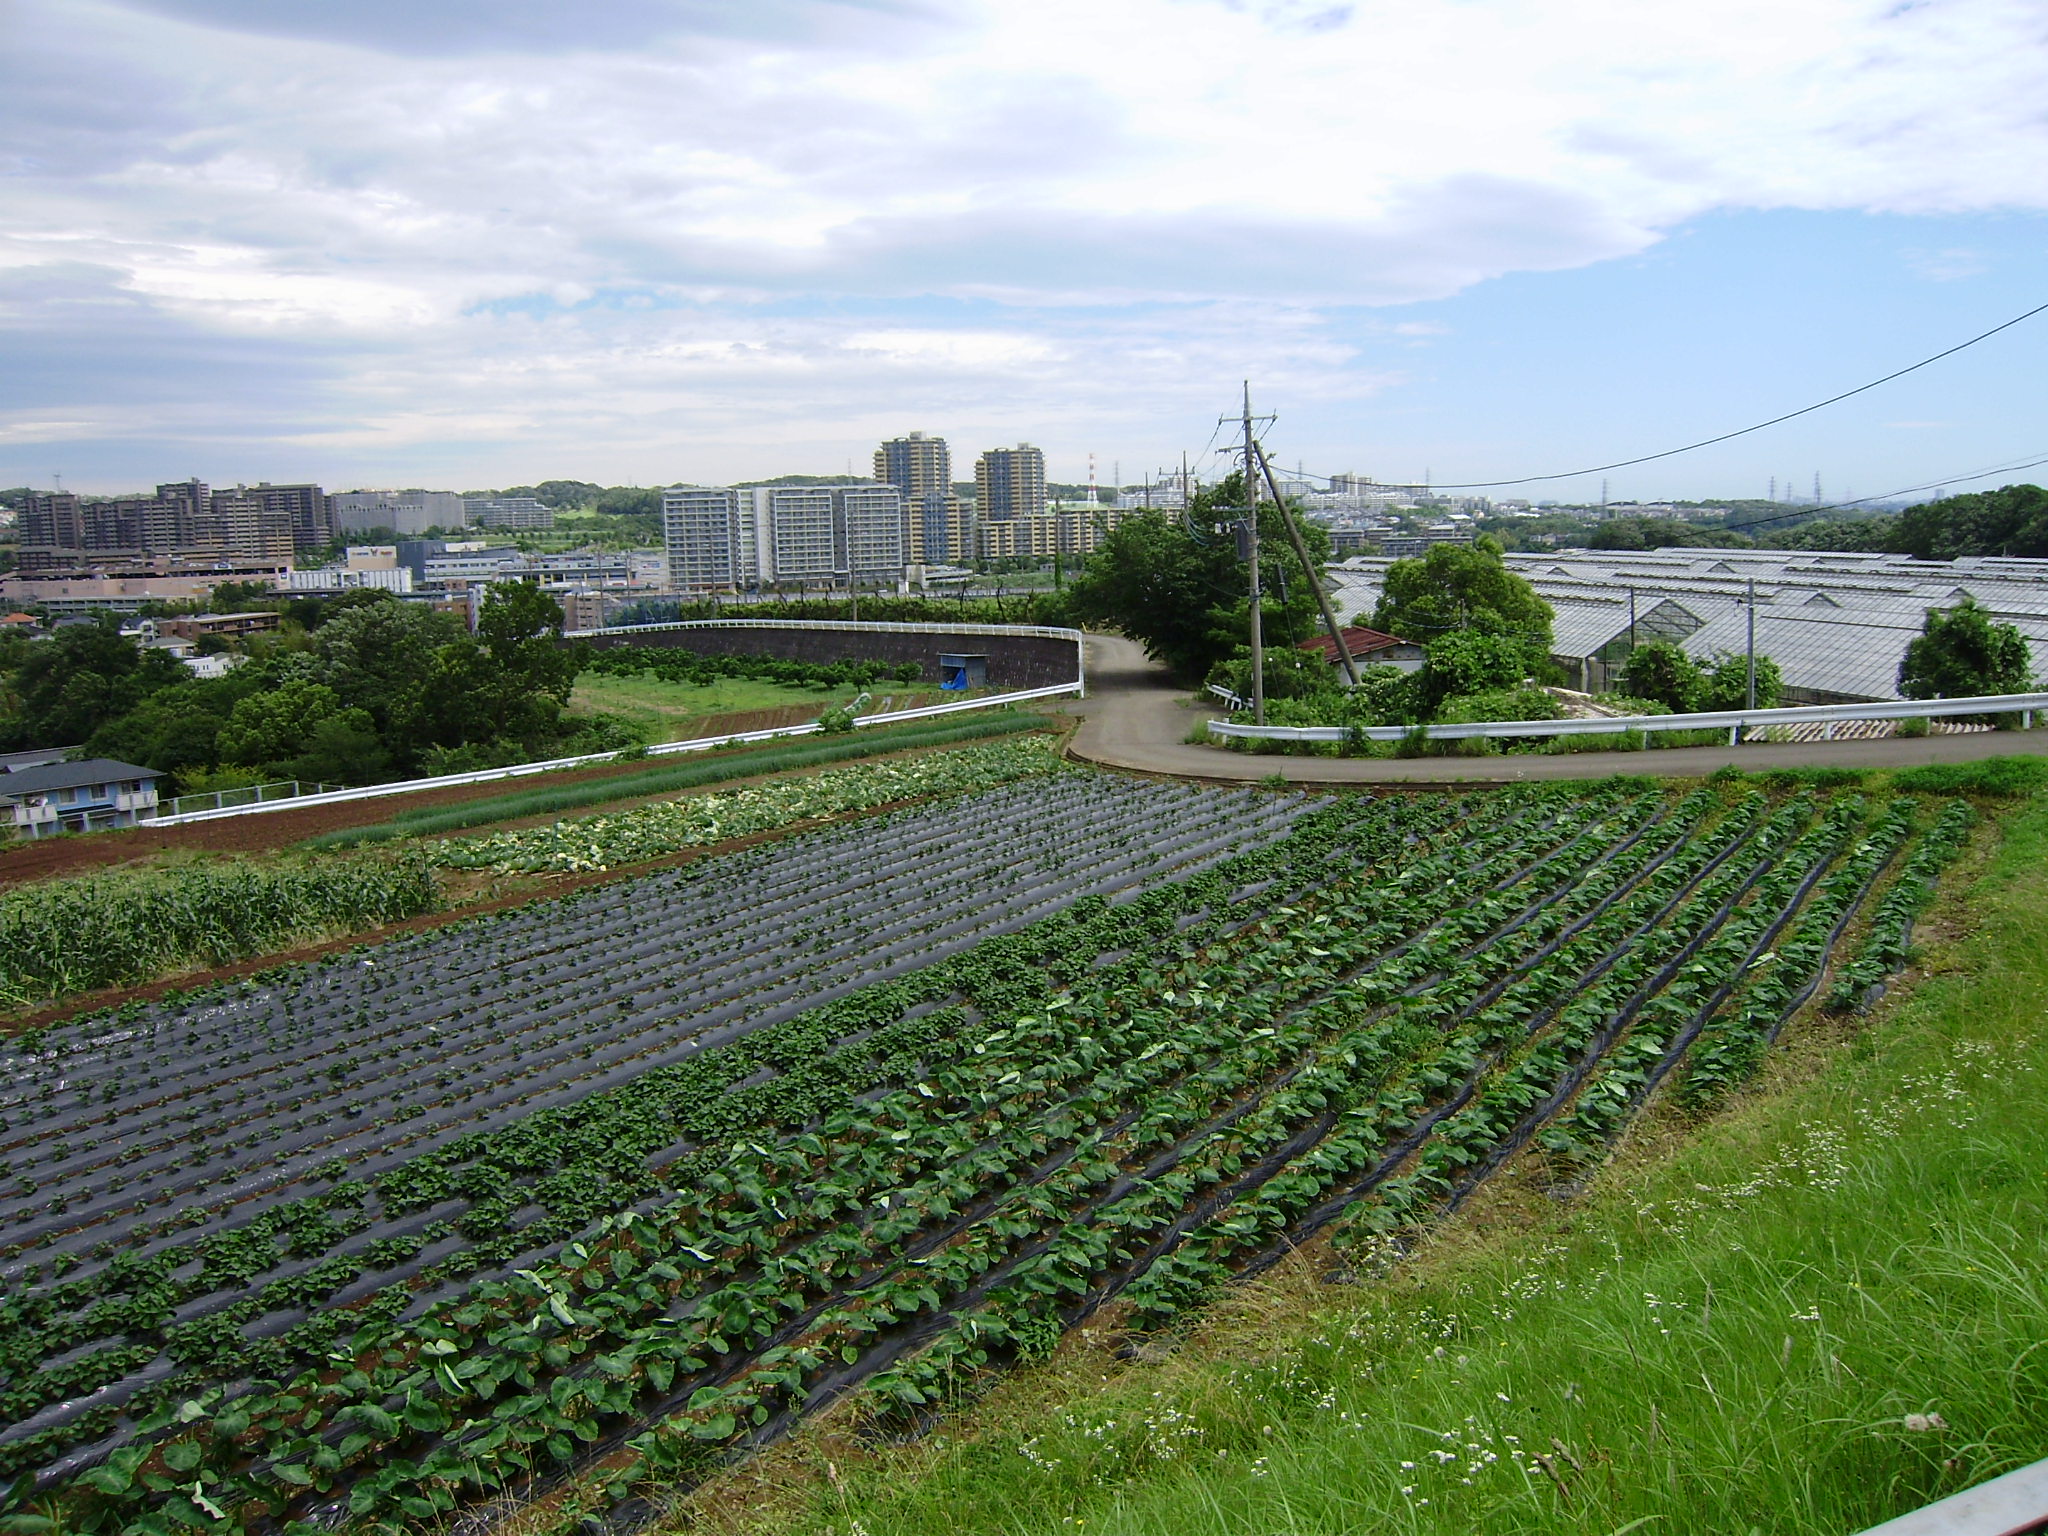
661;483;909;592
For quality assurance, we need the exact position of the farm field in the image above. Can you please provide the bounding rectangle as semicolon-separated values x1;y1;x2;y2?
0;771;1977;1534
568;674;963;746
0;711;1057;889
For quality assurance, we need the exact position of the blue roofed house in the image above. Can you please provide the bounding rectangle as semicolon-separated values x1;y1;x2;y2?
0;759;162;838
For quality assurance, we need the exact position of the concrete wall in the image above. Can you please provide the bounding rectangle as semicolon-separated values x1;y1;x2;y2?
576;621;1082;690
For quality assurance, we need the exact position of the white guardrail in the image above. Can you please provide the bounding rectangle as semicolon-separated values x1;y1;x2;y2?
1208;691;2048;747
149;681;1083;826
1850;1455;2048;1536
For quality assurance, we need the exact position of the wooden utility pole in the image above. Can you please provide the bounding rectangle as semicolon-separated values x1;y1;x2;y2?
1745;577;1757;710
1242;382;1265;725
1253;441;1359;688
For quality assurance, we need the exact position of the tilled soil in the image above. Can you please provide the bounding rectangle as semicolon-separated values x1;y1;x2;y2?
0;697;965;885
0;751;699;882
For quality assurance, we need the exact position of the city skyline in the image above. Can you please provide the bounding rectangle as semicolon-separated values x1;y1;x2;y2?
7;2;2048;502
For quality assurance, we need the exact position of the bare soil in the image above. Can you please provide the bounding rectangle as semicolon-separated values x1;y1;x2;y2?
0;708;948;885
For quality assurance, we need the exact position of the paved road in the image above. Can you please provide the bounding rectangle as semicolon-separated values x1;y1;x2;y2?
1068;633;2048;784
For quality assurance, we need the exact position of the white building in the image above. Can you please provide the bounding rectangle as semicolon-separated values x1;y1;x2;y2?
661;483;909;592
283;567;415;593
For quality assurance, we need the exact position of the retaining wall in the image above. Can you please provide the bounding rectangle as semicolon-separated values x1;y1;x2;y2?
574;620;1083;691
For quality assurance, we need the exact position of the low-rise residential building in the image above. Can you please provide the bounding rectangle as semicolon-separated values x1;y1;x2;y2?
1296;626;1427;672
330;490;468;536
975;506;1125;560
463;496;555;531
0;759;162;838
159;611;281;643
0;571;286;616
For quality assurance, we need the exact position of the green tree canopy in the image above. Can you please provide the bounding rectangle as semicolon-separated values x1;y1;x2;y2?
1695;650;1783;711
215;679;349;768
1369;537;1554;664
1899;596;2033;699
1618;640;1702;713
1889;485;2048;561
1062;480;1334;684
1418;630;1533;712
1;617;188;748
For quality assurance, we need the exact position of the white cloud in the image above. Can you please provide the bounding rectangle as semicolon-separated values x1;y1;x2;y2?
6;0;2048;481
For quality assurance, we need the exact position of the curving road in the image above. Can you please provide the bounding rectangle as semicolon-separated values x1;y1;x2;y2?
1067;633;2048;784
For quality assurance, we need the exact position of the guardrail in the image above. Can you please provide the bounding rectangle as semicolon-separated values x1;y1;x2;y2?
149;681;1084;827
1850;1455;2048;1535
566;617;1087;644
1207;691;2048;748
155;779;345;819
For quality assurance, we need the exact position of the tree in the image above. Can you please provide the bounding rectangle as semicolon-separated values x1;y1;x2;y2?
2;617;187;748
1899;597;2033;699
470;581;581;743
1369;537;1554;665
1888;484;2048;561
1062;510;1243;681
215;679;349;768
1418;630;1533;712
1695;651;1783;711
1065;479;1335;686
314;600;470;768
1618;640;1702;713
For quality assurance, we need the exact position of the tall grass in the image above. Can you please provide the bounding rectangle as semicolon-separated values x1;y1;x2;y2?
0;855;439;1009
306;712;1045;849
740;795;2048;1536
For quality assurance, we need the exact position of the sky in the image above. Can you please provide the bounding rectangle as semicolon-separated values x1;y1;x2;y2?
4;0;2047;502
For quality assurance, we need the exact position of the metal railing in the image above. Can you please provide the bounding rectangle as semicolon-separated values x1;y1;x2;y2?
1208;691;2048;748
1850;1454;2048;1535
154;779;346;819
566;617;1088;644
148;680;1085;827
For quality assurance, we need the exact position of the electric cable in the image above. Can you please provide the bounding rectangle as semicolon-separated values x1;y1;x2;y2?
1251;297;2048;491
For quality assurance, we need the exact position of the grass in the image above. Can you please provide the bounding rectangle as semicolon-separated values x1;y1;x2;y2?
686;790;2048;1536
569;673;871;743
304;712;1050;849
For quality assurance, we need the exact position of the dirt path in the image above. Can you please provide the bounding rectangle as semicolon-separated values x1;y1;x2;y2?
1067;633;2048;783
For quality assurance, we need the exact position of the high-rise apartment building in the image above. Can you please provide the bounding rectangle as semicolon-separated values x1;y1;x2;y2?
16;480;296;572
974;443;1047;522
873;431;950;502
874;431;975;563
661;483;908;592
661;486;752;591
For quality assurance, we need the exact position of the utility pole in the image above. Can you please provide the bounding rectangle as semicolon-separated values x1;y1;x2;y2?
1745;576;1757;711
1242;382;1265;725
1254;440;1359;688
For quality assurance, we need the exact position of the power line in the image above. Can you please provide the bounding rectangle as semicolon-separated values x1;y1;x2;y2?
1713;449;2048;533
1270;297;2048;491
